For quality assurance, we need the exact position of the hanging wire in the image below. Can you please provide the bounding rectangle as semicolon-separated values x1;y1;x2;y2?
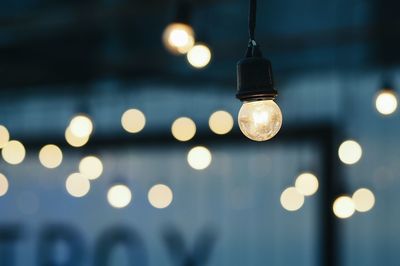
246;0;262;57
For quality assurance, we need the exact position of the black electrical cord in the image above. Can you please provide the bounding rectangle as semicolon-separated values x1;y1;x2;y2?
246;0;262;58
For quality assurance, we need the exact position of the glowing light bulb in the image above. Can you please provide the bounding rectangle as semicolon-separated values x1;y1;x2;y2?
65;173;90;198
187;44;211;68
171;117;196;141
39;144;63;169
338;140;362;165
209;110;234;135
69;115;93;138
333;196;355;219
107;184;132;208
0;125;10;148
0;173;9;197
65;127;89;147
352;188;375;212
187;146;212;170
375;89;398;115
163;23;195;54
148;184;173;209
79;156;103;180
238;100;282;141
2;140;26;165
280;187;304;211
295;172;319;196
121;109;146;133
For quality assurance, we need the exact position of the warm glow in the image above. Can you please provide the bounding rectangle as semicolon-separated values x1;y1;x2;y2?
79;156;103;180
69;115;93;138
333;196;355;219
338;140;362;165
162;23;195;54
280;187;304;211
0;125;10;148
187;44;211;68
0;173;9;197
2;140;25;165
121;109;146;133
375;89;398;115
295;172;319;196
65;127;89;147
209;110;234;135
39;144;63;169
107;184;132;208
187;146;212;170
148;184;173;209
238;100;282;141
352;188;375;212
65;173;90;198
171;117;196;141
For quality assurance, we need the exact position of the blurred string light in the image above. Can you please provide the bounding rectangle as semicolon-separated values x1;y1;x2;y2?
65;173;90;198
69;114;93;138
0;173;9;197
148;184;173;209
121;108;146;133
39;144;63;169
375;88;398;116
280;187;304;211
187;146;212;170
295;172;319;196
187;44;212;68
0;125;10;148
333;196;355;219
65;127;89;147
338;140;362;165
79;156;103;180
107;184;132;209
209;110;234;135
171;117;196;141
2;140;26;165
352;188;375;212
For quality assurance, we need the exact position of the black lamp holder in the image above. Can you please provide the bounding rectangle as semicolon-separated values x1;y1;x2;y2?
236;0;277;102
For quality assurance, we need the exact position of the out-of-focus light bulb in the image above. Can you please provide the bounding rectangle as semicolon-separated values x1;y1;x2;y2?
65;127;89;147
65;173;90;198
295;172;319;196
0;173;9;197
352;188;375;212
148;184;173;209
280;187;304;211
39;144;63;169
163;23;195;55
209;110;234;135
171;117;196;141
333;196;355;219
0;125;10;148
187;44;211;68
375;89;398;115
238;100;282;141
121;109;146;133
338;140;362;165
79;156;103;180
107;184;132;208
2;140;25;165
69;115;93;138
187;146;212;170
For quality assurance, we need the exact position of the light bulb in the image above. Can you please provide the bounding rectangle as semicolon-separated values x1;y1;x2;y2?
375;89;397;115
163;23;195;55
238;100;282;141
187;44;211;68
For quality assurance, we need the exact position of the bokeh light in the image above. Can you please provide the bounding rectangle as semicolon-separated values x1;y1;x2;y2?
107;184;132;208
0;125;10;148
79;156;103;180
121;108;146;133
352;188;375;212
148;184;173;209
2;140;26;165
187;44;211;68
280;187;304;211
187;146;212;170
65;127;89;147
171;117;196;141
69;115;93;138
338;140;362;165
39;144;63;169
0;173;9;197
162;23;195;55
375;89;398;115
65;173;90;198
333;196;355;219
295;172;319;196
209;110;234;135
